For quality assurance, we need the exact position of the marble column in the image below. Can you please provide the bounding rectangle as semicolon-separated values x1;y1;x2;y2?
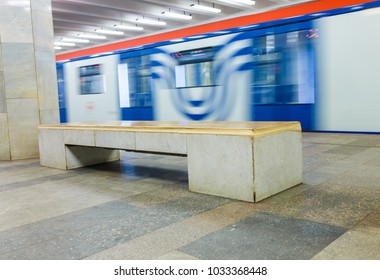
0;0;59;160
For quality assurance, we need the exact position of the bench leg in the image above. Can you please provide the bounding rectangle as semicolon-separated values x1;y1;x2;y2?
187;131;302;202
39;129;120;170
187;134;255;202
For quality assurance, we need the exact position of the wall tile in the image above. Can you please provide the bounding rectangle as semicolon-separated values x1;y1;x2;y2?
0;113;10;160
40;109;60;124
2;43;38;99
0;43;4;113
7;98;40;159
0;70;6;113
31;0;52;13
35;50;59;111
32;10;54;52
0;5;33;43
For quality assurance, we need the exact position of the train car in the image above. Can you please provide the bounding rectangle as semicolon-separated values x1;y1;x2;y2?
56;1;380;133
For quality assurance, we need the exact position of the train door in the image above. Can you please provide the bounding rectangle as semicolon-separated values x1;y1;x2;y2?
118;51;153;120
250;22;317;130
63;55;120;122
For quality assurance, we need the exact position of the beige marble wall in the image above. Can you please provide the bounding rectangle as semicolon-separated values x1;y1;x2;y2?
0;0;59;160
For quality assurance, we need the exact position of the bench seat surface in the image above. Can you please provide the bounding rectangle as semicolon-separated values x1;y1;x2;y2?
39;121;301;137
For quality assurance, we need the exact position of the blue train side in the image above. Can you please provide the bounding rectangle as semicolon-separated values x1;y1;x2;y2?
57;2;380;133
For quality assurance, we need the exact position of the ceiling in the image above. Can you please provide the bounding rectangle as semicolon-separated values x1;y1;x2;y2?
52;0;314;54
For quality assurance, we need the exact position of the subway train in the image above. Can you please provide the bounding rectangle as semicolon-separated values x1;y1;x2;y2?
56;2;380;133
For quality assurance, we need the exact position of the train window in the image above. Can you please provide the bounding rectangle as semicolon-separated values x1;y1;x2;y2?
78;64;106;95
175;61;214;88
252;30;315;105
172;47;216;88
119;55;152;107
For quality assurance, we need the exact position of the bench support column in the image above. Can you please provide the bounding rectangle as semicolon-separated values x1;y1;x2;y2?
39;129;119;170
187;131;302;202
187;134;255;202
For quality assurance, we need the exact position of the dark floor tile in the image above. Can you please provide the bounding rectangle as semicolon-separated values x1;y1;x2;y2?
179;212;346;260
0;161;40;172
265;183;379;228
324;145;368;156
0;190;229;259
349;138;380;147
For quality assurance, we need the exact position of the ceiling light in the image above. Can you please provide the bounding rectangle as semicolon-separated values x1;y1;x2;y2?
54;42;75;46
218;0;255;6
114;25;144;31
62;37;90;43
78;33;107;40
190;4;221;14
161;11;192;20
170;38;185;42
54;46;62;50
95;29;124;35
187;35;206;39
136;18;166;26
90;52;114;58
6;1;29;7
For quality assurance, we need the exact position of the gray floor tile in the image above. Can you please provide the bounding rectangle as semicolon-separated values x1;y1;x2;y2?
0;190;229;259
324;145;368;156
179;212;346;260
265;183;379;228
312;229;380;260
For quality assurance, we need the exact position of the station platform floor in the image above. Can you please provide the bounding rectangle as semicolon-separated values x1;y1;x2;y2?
0;132;379;260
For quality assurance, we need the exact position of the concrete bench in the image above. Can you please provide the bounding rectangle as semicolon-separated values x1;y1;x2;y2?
38;121;302;202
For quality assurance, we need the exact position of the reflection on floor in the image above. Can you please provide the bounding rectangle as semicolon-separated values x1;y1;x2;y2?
0;132;379;260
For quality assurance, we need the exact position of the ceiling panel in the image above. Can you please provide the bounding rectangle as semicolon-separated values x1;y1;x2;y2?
52;0;315;53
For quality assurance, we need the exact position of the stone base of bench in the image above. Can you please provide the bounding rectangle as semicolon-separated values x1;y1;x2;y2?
38;121;302;202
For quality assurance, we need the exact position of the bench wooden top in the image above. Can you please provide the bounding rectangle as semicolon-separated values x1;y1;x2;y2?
39;121;301;137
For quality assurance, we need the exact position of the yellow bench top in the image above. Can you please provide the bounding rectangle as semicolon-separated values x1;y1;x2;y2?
39;121;301;137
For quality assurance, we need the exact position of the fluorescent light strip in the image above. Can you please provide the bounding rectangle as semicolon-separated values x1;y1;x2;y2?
161;11;192;20
62;37;90;43
95;29;124;35
114;25;144;31
6;1;29;7
136;18;166;26
218;0;255;6
190;4;221;14
187;35;206;39
54;42;75;46
54;46;62;50
78;34;107;40
90;51;114;58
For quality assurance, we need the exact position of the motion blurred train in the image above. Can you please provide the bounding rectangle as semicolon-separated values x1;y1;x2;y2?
56;1;380;133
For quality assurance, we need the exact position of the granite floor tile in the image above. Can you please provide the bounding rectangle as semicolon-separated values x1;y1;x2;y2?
0;158;39;168
302;143;338;157
179;212;346;260
365;156;380;168
302;153;347;173
0;165;68;186
353;206;380;234
156;251;199;260
324;145;368;156
264;183;379;228
0;191;229;259
349;137;380;147
302;133;357;145
312;229;380;260
0;174;166;231
85;201;259;260
0;161;40;172
0;168;96;192
327;164;380;190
